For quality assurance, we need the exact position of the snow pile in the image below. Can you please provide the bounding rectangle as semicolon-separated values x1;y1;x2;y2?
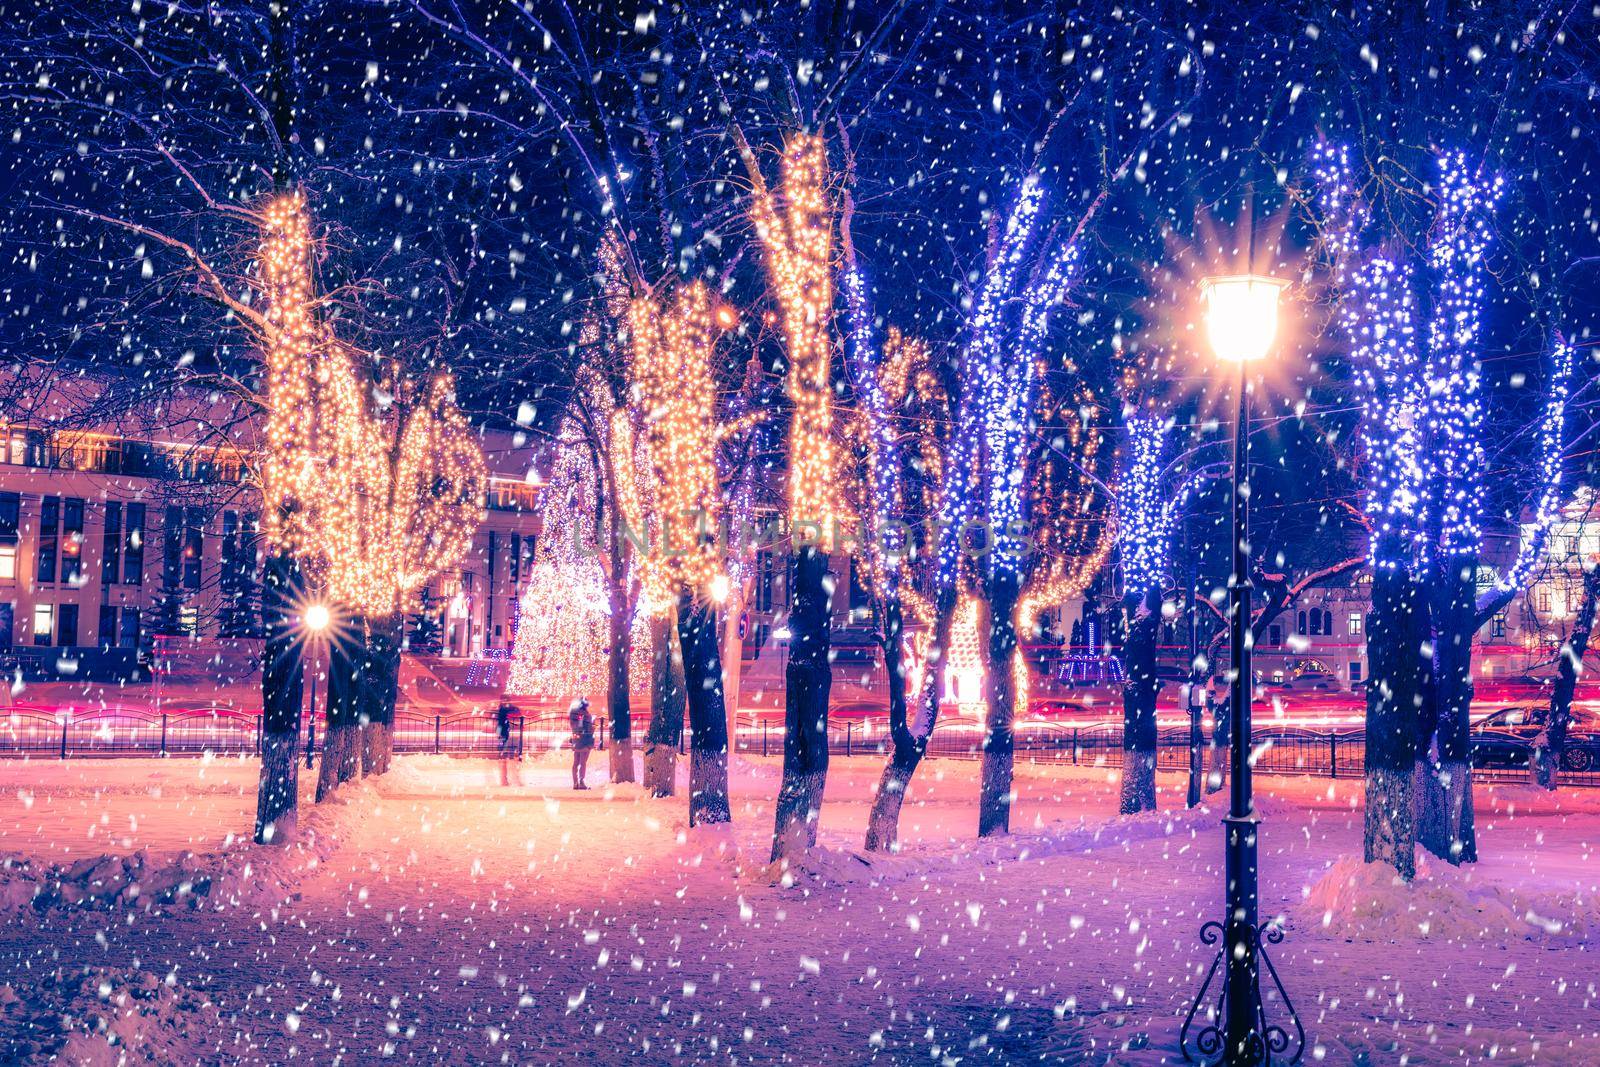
774;800;1228;890
1300;853;1598;941
0;967;219;1065
730;754;782;782
0;785;361;918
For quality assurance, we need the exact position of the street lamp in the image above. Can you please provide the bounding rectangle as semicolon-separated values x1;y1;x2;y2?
1181;274;1303;1067
303;603;331;635
300;602;331;768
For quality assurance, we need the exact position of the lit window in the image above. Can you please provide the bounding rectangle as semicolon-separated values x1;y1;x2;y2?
1347;612;1363;636
0;544;13;580
32;603;53;645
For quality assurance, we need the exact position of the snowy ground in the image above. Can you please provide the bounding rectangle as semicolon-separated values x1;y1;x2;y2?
0;752;1596;1065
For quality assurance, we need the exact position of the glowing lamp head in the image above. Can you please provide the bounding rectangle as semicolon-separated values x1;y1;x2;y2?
708;574;731;603
1201;274;1288;363
303;603;331;634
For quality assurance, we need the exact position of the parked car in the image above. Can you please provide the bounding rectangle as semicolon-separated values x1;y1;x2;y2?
1470;704;1600;772
1271;670;1341;693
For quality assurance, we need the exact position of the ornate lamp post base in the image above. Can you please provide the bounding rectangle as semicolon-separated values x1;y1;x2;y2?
1180;915;1304;1065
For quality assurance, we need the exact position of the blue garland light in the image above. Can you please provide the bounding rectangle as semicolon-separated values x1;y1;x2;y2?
1313;142;1428;570
1497;334;1577;592
1426;150;1505;561
936;176;1079;589
1314;142;1570;585
1117;415;1177;598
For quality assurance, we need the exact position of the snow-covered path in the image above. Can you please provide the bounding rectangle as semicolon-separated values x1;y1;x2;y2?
1;753;1596;1064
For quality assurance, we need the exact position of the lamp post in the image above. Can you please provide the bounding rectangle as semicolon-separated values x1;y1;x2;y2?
1181;274;1302;1066
302;602;330;768
1186;518;1203;810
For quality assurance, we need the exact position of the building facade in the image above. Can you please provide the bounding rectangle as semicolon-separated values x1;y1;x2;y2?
0;390;540;674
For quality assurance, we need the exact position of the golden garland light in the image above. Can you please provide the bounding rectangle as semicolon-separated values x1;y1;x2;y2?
255;192;486;619
385;371;488;611
259;191;322;553
627;280;728;601
573;365;655;689
751;133;836;538
609;407;672;612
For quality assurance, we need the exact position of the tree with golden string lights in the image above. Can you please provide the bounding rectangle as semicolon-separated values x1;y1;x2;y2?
252;191;487;802
626;279;738;826
744;131;841;866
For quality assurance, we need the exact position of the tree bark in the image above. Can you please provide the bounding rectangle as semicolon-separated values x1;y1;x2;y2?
642;609;685;797
254;552;304;844
1119;588;1161;814
360;614;401;778
771;547;833;865
253;0;301;846
606;571;636;784
1419;559;1477;864
316;617;365;802
865;592;951;852
720;588;746;764
679;596;732;826
1364;564;1423;880
1207;693;1229;795
1538;563;1600;788
979;570;1021;837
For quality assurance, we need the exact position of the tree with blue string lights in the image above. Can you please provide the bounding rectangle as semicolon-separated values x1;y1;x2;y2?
1112;409;1197;814
1313;141;1579;878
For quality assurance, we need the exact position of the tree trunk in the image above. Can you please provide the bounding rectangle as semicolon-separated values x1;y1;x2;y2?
1364;564;1422;880
679;596;732;826
361;614;401;778
979;570;1021;837
771;547;833;865
1537;563;1600;788
643;609;685;797
1419;559;1477;864
607;574;636;784
1119;589;1161;814
720;589;746;763
866;592;950;852
1207;693;1229;795
254;552;304;844
316;618;365;802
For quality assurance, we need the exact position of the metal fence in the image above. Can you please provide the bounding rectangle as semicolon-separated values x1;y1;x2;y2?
2;704;1595;788
0;704;584;761
728;718;1600;788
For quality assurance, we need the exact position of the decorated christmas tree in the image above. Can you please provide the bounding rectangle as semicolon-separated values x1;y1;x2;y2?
505;431;611;703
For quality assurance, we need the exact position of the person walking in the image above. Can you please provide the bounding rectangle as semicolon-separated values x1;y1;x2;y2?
569;697;594;790
495;701;521;787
